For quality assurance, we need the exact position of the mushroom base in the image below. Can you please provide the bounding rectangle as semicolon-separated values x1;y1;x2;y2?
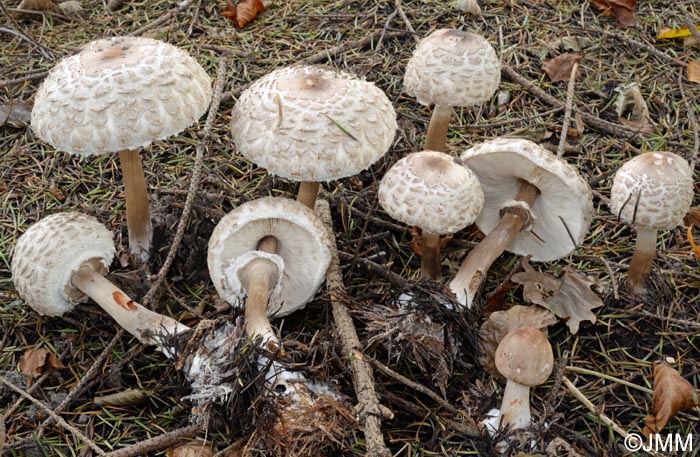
499;379;532;430
119;149;153;264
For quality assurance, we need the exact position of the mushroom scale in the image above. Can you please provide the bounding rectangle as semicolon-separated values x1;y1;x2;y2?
207;197;333;317
31;36;213;155
11;212;115;316
404;29;501;108
230;65;397;182
461;138;593;261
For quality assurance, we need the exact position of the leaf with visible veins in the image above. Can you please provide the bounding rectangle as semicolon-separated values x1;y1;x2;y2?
543;53;581;82
19;348;64;377
591;0;636;27
643;362;699;436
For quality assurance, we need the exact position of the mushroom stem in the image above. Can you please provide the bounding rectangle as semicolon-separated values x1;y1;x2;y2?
297;181;321;209
119;149;152;264
499;379;531;430
424;104;453;152
70;263;189;353
448;180;540;307
240;236;280;343
627;227;657;294
421;230;442;280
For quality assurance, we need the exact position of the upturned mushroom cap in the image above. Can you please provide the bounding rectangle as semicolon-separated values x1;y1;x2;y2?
11;212;115;317
460;138;593;261
495;326;553;387
378;150;484;234
404;28;501;107
610;151;693;231
208;197;333;317
230;65;397;182
31;36;212;156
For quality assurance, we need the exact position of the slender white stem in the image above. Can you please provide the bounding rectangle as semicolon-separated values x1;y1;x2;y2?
499;379;531;430
119;149;152;263
627;227;657;294
425;104;453;152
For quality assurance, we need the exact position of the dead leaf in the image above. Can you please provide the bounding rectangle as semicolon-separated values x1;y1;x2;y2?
167;440;213;457
543;53;581;82
18;348;64;377
658;26;700;40
545;36;595;53
643;362;699;436
478;305;557;378
614;82;655;133
221;0;266;28
0;99;33;127
17;0;52;11
591;0;636;27
688;224;700;261
511;258;603;334
688;61;700;84
684;207;700;226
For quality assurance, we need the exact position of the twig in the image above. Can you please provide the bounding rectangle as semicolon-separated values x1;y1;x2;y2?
470;107;564;129
501;64;649;140
130;0;195;36
375;10;397;51
678;74;700;170
565;366;652;394
0;69;50;88
393;0;417;41
683;10;700;50
0;374;107;456
103;425;198;457
186;0;203;37
576;255;618;300
317;198;393;457
338;251;408;287
298;30;409;65
557;62;578;157
0;27;53;59
142;58;227;307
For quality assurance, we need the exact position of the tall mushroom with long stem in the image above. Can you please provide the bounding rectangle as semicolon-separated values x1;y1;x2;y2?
404;29;501;152
447;138;593;307
610;151;693;294
231;65;397;209
378;150;484;280
31;36;213;263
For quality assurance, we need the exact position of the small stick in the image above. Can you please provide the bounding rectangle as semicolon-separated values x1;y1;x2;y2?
103;425;198;457
0;27;53;59
394;0;417;40
143;58;227;306
0;374;107;456
565;366;652;394
130;0;194;36
557;62;578;158
317;199;393;457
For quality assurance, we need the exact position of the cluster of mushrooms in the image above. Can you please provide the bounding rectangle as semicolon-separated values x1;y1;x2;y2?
10;27;696;454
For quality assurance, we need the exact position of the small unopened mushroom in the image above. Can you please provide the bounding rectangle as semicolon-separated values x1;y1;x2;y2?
31;36;213;262
231;65;397;208
494;326;553;430
610;151;693;294
378;150;484;280
448;138;593;307
404;29;500;152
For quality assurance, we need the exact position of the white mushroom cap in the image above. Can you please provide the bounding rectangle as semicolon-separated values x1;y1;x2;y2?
610;151;693;231
208;197;333;317
11;212;115;317
404;28;501;107
31;36;212;156
461;138;593;261
378;150;484;234
231;65;397;182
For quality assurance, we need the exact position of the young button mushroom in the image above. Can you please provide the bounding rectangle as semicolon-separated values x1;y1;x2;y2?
494;326;553;430
231;65;397;209
610;151;693;294
448;138;593;307
31;36;213;263
378;150;484;280
404;29;501;152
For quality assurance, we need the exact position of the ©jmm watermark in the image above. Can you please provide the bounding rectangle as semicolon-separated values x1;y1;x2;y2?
624;433;694;453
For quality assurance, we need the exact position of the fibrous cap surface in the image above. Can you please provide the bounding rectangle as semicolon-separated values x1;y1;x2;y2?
231;65;397;182
610;151;693;231
208;197;333;317
461;138;593;261
378;150;484;234
11;212;115;316
31;36;213;156
404;28;501;107
495;327;553;386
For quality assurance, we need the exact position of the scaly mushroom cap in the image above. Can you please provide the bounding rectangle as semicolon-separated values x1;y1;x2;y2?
208;197;333;317
461;138;593;261
31;36;212;156
231;65;397;182
404;28;501;107
495;327;553;387
610;151;693;231
11;212;115;316
378;150;484;234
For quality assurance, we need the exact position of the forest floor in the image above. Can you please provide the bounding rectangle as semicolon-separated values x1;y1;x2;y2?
1;0;700;456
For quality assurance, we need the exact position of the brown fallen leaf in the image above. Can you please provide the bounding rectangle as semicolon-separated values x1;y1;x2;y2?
17;0;52;11
614;82;656;134
18;348;64;377
0;99;33;127
688;61;700;84
643;361;699;437
543;53;581;82
221;0;266;28
591;0;636;27
511;258;603;334
478;304;557;378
